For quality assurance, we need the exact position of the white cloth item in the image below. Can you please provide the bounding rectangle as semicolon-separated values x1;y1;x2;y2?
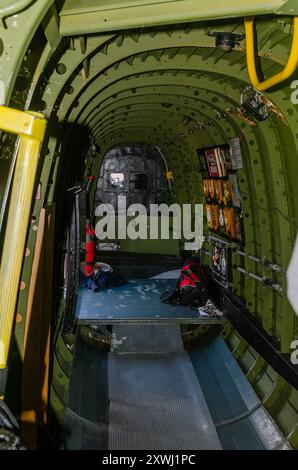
198;299;223;318
151;269;181;279
287;233;298;317
95;262;113;272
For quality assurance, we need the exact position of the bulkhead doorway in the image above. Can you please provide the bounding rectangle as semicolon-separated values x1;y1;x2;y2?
95;144;169;212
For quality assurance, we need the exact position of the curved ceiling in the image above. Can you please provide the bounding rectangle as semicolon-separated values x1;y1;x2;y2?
0;3;296;349
3;7;297;350
16;16;297;350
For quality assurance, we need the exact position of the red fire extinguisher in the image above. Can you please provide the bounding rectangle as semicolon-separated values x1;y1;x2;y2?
85;219;96;276
86;174;95;193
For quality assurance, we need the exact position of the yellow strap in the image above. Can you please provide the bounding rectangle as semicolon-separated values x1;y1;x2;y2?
245;16;298;91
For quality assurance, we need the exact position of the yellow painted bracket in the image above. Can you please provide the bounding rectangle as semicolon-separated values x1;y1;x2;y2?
0;107;46;142
165;170;174;180
245;16;298;91
0;107;46;386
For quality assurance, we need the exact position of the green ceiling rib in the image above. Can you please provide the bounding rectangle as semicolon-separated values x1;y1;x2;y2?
59;0;287;36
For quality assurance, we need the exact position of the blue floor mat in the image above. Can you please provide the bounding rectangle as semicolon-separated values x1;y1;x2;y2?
76;279;223;322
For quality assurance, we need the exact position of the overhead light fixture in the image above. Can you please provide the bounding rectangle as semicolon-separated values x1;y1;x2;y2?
208;31;245;52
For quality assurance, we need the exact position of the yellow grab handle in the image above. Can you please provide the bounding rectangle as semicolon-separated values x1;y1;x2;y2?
245;16;298;91
0;107;46;376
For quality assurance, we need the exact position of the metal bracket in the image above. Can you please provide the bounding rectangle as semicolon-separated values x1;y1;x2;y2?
0;367;8;397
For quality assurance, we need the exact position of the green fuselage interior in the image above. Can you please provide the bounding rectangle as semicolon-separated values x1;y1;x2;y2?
0;0;297;450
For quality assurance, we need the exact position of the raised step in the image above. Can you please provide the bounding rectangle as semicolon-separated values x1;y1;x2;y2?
76;279;224;324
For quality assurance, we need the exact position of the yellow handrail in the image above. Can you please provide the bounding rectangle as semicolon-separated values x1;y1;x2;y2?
245;16;298;91
0;107;46;390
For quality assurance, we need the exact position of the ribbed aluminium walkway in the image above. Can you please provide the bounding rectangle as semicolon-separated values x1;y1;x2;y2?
108;324;221;450
63;325;290;450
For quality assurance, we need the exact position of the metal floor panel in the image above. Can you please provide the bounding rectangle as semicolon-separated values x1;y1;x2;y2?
111;323;184;354
62;335;109;450
63;329;289;450
108;351;222;450
77;279;224;324
190;337;291;450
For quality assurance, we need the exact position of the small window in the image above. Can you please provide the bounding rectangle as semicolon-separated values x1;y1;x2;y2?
108;172;125;189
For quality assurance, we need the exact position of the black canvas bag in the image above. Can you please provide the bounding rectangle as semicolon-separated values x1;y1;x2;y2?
160;259;210;309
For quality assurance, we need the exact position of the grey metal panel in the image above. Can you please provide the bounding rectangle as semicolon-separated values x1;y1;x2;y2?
63;408;108;450
111;323;184;354
108;351;222;450
63;335;109;450
190;337;291;450
248;407;291;450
